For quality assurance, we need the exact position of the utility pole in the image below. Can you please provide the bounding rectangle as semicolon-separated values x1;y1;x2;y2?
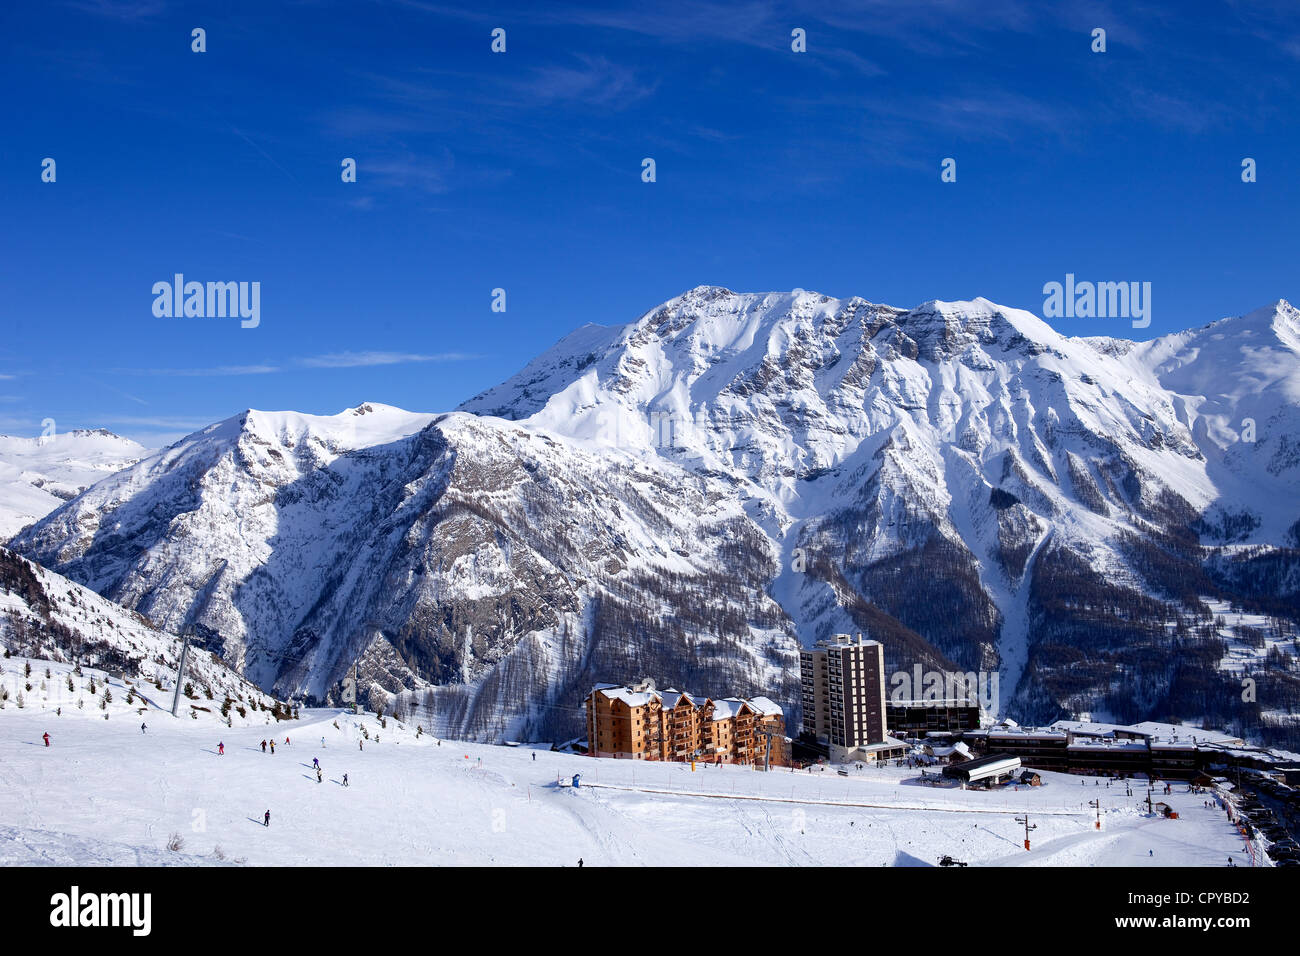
756;726;793;772
170;630;193;717
1015;814;1037;850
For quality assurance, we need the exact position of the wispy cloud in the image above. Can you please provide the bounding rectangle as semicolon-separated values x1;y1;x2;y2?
107;351;481;377
364;150;456;194
297;351;481;368
99;415;225;430
397;1;883;73
519;55;659;107
112;365;281;377
231;126;301;185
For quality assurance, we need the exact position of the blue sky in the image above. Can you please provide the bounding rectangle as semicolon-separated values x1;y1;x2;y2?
2;0;1299;446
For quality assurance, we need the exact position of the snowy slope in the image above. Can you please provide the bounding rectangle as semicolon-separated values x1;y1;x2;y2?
0;547;287;727
0;707;1259;867
1128;300;1300;541
0;429;148;538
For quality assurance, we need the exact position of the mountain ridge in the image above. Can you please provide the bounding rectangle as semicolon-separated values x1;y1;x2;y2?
8;287;1300;745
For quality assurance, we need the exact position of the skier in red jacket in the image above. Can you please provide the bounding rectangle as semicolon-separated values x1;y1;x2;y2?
43;732;50;747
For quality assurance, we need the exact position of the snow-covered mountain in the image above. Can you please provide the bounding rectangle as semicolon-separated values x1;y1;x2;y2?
10;289;1300;745
0;429;148;538
9;402;796;740
0;547;285;725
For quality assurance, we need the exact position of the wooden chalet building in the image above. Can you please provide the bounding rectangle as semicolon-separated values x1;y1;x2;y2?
585;682;789;767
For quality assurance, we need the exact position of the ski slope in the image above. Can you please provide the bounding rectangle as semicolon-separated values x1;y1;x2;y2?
0;706;1259;867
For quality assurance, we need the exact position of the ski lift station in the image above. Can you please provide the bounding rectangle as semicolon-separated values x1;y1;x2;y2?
943;753;1023;787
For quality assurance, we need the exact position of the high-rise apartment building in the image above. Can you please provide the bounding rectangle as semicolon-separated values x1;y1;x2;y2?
800;633;888;762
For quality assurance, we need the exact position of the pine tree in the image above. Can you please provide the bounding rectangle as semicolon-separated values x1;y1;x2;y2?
24;660;31;678
66;675;74;693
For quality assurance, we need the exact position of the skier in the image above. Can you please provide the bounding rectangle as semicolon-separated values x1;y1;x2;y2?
264;810;270;827
218;742;225;755
270;740;275;754
261;739;267;753
141;722;147;734
316;768;322;784
578;858;584;868
313;757;320;770
321;736;326;748
285;737;290;746
43;732;50;747
359;739;363;751
343;773;349;788
532;752;536;762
